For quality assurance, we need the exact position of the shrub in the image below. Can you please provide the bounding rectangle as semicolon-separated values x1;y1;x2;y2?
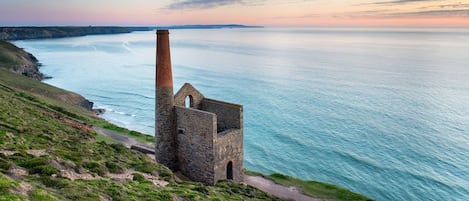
83;162;106;176
18;155;48;169
0;158;11;173
29;165;59;176
0;174;17;192
132;163;154;174
105;162;123;174
29;188;59;201
109;143;125;153
39;176;68;189
132;173;145;182
7;152;34;165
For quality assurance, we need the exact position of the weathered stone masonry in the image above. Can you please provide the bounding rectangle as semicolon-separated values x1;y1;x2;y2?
155;30;243;185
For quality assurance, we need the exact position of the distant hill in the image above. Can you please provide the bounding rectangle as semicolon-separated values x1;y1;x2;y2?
0;26;152;40
0;25;262;41
157;24;263;30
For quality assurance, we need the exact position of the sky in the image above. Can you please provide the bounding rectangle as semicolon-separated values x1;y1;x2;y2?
0;0;468;27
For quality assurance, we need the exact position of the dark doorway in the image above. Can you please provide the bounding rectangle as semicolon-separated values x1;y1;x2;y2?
227;161;233;180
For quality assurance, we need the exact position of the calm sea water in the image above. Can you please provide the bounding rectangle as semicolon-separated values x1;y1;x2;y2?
14;27;469;201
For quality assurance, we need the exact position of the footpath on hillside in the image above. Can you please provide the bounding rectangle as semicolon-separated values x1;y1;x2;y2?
93;126;324;201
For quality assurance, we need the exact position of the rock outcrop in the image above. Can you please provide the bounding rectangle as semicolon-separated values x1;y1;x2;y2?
0;40;43;80
9;52;44;80
0;40;95;111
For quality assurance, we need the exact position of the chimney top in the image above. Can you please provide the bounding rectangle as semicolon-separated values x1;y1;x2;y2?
157;30;169;34
156;29;173;87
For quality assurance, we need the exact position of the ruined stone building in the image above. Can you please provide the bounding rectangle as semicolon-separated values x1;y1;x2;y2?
155;30;243;185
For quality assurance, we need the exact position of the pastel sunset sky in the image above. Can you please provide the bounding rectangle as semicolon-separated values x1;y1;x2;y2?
1;0;468;27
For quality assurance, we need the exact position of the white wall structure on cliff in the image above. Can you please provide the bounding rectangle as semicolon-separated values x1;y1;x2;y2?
155;30;244;185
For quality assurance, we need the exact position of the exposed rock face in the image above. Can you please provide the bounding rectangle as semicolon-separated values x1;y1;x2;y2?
0;40;44;80
93;108;106;115
1;40;95;111
79;99;94;111
9;52;44;80
54;91;95;111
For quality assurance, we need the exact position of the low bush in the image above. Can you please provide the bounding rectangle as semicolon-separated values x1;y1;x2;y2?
132;173;145;182
105;161;123;174
30;165;59;176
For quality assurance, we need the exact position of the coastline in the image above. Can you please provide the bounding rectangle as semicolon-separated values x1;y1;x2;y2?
0;29;373;200
0;25;261;41
0;26;152;41
1;39;95;111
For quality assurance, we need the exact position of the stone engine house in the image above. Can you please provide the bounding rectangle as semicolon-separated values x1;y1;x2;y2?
155;30;243;185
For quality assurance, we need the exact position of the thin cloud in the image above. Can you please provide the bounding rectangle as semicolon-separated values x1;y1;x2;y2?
164;0;311;10
368;0;439;5
165;0;246;10
270;13;321;19
348;9;469;18
418;3;469;10
391;9;469;17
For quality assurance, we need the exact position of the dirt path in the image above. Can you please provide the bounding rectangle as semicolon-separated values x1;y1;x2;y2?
244;175;325;201
92;126;138;148
92;126;322;201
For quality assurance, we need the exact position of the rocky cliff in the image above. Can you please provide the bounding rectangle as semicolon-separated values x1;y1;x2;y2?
0;40;43;80
0;40;94;111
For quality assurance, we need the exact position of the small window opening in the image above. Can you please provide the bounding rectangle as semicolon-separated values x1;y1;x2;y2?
185;95;193;108
178;128;185;135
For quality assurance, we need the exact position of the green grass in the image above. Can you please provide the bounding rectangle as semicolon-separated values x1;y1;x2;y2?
92;131;122;144
0;40;22;67
0;68;96;120
29;188;59;201
91;119;155;143
0;68;154;143
245;170;373;201
0;173;24;201
0;77;282;200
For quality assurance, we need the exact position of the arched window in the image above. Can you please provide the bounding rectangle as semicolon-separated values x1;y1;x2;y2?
185;95;193;108
226;161;233;180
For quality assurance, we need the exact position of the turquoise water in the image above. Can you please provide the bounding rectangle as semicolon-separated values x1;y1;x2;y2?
14;28;469;201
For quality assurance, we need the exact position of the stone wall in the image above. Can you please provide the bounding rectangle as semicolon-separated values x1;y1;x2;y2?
174;83;204;109
202;98;242;132
155;86;177;170
214;129;244;183
175;105;216;185
172;83;244;185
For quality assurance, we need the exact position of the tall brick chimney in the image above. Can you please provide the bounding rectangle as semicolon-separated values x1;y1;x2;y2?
155;30;177;169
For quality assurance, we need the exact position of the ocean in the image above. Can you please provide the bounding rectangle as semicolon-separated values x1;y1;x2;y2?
14;27;469;201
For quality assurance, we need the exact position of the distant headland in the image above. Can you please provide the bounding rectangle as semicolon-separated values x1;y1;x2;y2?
0;25;262;41
155;24;263;30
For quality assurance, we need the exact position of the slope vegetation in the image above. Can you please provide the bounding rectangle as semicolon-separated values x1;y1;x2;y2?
0;68;278;200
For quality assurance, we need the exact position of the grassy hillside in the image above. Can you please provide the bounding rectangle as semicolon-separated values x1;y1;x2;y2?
245;170;372;201
0;69;95;119
0;68;279;200
0;40;23;66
